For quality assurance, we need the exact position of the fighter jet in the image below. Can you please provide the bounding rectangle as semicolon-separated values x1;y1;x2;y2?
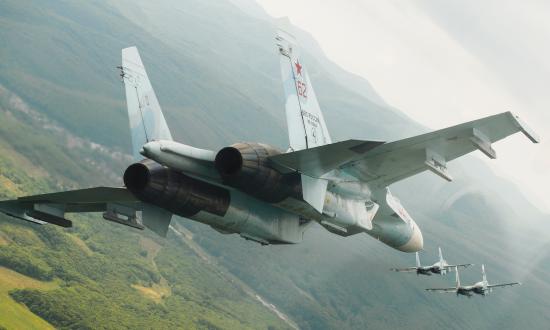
0;28;539;252
426;264;521;296
391;247;472;275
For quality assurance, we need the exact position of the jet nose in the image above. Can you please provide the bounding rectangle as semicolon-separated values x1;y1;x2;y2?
397;223;423;252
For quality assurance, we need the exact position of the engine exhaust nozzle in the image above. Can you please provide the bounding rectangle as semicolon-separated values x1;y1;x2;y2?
123;162;151;193
215;146;243;176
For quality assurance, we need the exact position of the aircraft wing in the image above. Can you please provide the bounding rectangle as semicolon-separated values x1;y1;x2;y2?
342;111;538;186
342;111;539;186
390;267;418;273
269;140;385;177
0;187;173;236
270;112;539;187
445;263;474;270
488;282;521;289
425;287;457;293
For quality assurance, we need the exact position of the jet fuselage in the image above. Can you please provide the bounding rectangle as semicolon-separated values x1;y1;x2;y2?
457;282;488;296
138;140;423;251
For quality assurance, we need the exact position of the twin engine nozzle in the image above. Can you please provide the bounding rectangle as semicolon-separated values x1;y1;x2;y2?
123;159;230;218
214;142;301;203
135;140;302;205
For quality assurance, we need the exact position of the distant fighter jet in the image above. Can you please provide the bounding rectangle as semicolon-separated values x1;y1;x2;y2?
391;247;472;275
0;27;539;252
426;264;521;296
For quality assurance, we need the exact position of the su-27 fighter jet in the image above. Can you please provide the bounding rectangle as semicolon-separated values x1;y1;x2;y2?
391;247;472;275
426;265;521;297
0;28;540;252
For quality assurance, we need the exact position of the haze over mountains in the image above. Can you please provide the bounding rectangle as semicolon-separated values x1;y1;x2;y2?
0;0;548;329
256;0;550;213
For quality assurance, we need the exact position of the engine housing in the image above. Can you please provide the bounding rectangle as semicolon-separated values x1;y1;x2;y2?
124;159;230;217
123;159;308;245
214;142;301;203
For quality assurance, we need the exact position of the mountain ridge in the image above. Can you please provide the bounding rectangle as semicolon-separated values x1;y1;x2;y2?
0;1;548;329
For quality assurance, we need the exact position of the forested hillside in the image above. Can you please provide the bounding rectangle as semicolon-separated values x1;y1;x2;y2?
0;86;292;329
0;0;549;329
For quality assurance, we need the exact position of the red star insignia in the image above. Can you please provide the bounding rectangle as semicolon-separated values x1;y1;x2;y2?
295;60;303;76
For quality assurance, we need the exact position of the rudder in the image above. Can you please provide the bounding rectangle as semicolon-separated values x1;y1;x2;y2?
121;47;172;160
276;25;331;152
275;24;331;213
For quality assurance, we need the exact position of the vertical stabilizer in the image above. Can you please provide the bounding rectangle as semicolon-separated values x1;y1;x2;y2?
276;23;331;151
438;247;444;264
416;252;421;267
275;23;331;213
482;264;487;283
455;266;461;288
121;47;173;160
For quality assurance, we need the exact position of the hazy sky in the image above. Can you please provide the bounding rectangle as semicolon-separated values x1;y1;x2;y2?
256;0;550;212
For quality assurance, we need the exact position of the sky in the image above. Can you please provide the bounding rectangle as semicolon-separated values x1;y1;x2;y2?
256;0;550;213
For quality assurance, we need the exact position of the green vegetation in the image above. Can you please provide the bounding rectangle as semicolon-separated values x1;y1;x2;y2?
0;173;288;329
0;173;289;329
0;266;57;330
0;10;291;324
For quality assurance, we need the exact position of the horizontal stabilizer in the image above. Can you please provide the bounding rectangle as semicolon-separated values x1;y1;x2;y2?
269;139;384;177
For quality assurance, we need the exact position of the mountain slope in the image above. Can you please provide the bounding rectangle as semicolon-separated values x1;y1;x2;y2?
0;0;548;329
0;93;292;329
0;2;296;329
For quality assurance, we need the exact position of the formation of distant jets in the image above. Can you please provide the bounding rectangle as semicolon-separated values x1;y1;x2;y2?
392;248;521;297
